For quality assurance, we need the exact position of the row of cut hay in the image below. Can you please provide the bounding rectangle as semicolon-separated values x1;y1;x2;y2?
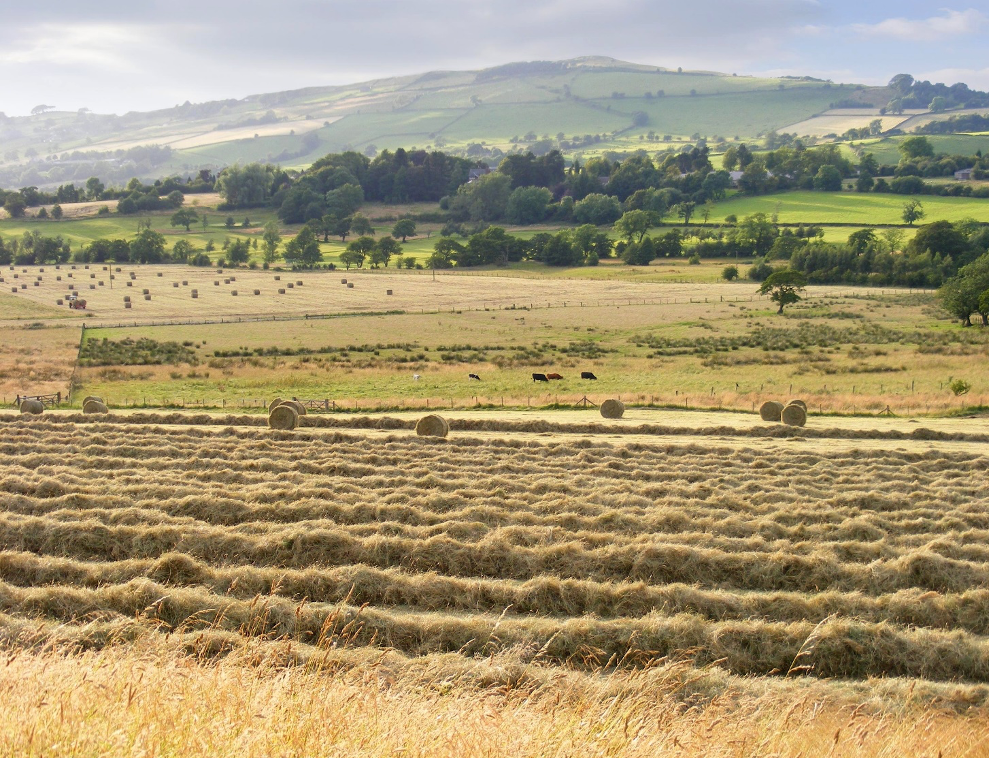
3;508;987;595
5;466;982;564
5;548;989;635
6;412;987;443
2;576;989;682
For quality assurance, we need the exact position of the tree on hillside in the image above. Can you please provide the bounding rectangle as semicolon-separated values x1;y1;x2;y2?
284;226;322;267
170;208;199;231
898;136;934;161
3;193;26;218
392;218;417;242
350;213;374;237
129;229;166;264
343;236;376;268
902;200;925;226
614;210;654;243
262;221;281;264
758;269;807;314
674;201;696;226
371;236;401;268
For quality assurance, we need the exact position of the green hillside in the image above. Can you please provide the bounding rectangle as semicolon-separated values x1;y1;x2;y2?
0;57;863;188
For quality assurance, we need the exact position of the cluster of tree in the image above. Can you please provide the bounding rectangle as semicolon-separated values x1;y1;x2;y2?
724;143;854;194
917;114;989;135
0;170;216;218
427;225;608;269
883;74;989;114
888;136;989;181
787;221;989;288
0;232;70;265
0;144;179;193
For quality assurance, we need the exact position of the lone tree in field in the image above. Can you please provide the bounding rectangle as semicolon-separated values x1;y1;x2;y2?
759;269;808;314
721;264;739;281
170;208;199;231
284;226;321;267
262;221;280;264
902;199;925;226
392;218;417;242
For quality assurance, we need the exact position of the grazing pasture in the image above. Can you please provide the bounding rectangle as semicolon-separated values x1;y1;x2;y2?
0;412;987;753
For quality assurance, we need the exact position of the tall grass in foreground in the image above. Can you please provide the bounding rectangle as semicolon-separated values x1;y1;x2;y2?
0;638;986;758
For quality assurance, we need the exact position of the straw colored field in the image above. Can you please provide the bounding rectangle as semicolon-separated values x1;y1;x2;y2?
72;290;989;417
0;321;80;402
0;413;988;754
5;262;790;323
778;109;917;139
3;639;987;758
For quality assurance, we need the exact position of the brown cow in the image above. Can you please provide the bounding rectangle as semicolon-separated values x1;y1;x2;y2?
546;373;563;380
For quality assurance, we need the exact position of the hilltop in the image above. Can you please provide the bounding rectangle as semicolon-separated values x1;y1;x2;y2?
0;57;985;189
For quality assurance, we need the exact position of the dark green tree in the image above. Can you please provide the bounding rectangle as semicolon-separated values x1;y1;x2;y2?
758;269;808;314
392;218;417;242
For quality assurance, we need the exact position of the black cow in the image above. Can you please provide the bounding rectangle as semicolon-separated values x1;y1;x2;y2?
468;373;481;381
581;371;598;380
532;373;548;382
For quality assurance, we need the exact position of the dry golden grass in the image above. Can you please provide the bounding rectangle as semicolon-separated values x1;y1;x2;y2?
1;637;987;758
0;322;80;401
1;415;988;751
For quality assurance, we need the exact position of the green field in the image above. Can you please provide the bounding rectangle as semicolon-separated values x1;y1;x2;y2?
852;133;989;165
709;191;989;225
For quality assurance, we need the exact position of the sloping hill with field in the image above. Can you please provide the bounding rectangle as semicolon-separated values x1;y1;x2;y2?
0;57;863;188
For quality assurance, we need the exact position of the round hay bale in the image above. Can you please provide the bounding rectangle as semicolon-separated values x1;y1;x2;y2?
83;399;108;414
600;399;625;419
759;401;784;422
253;289;261;295
788;399;807;411
274;275;281;280
268;397;284;412
56;299;63;305
231;290;238;296
268;404;299;430
415;414;449;437
19;399;44;415
347;283;354;289
83;395;103;405
277;399;307;416
782;404;807;427
278;288;286;294
124;302;132;309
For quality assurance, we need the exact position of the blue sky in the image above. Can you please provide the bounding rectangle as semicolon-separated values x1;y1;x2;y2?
0;0;986;116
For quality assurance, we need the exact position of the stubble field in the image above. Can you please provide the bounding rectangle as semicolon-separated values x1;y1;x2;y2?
0;412;988;755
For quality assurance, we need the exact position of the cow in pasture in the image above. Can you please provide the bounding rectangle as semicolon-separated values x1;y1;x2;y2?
581;371;598;380
532;373;548;382
412;374;421;381
546;373;564;380
468;373;481;381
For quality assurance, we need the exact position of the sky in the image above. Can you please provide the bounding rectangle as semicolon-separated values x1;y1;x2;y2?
0;0;987;116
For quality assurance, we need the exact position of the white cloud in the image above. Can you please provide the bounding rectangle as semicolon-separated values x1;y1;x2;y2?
917;67;989;91
852;8;987;42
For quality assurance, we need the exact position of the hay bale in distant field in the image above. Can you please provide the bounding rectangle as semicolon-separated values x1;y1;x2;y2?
268;397;284;412
83;399;108;414
83;395;102;405
278;288;286;294
19;399;44;415
347;283;354;289
782;404;807;427
788;399;807;411
277;399;307;416
125;302;132;309
415;414;449;437
56;299;63;305
600;399;625;419
253;289;260;295
760;401;784;422
268;404;298;430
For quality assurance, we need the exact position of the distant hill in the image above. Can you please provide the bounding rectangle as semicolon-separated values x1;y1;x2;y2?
0;56;981;189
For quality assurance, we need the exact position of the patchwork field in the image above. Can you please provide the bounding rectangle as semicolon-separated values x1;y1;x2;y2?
0;413;988;754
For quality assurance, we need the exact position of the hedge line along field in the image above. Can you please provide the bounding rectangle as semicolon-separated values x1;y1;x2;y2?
0;414;988;755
